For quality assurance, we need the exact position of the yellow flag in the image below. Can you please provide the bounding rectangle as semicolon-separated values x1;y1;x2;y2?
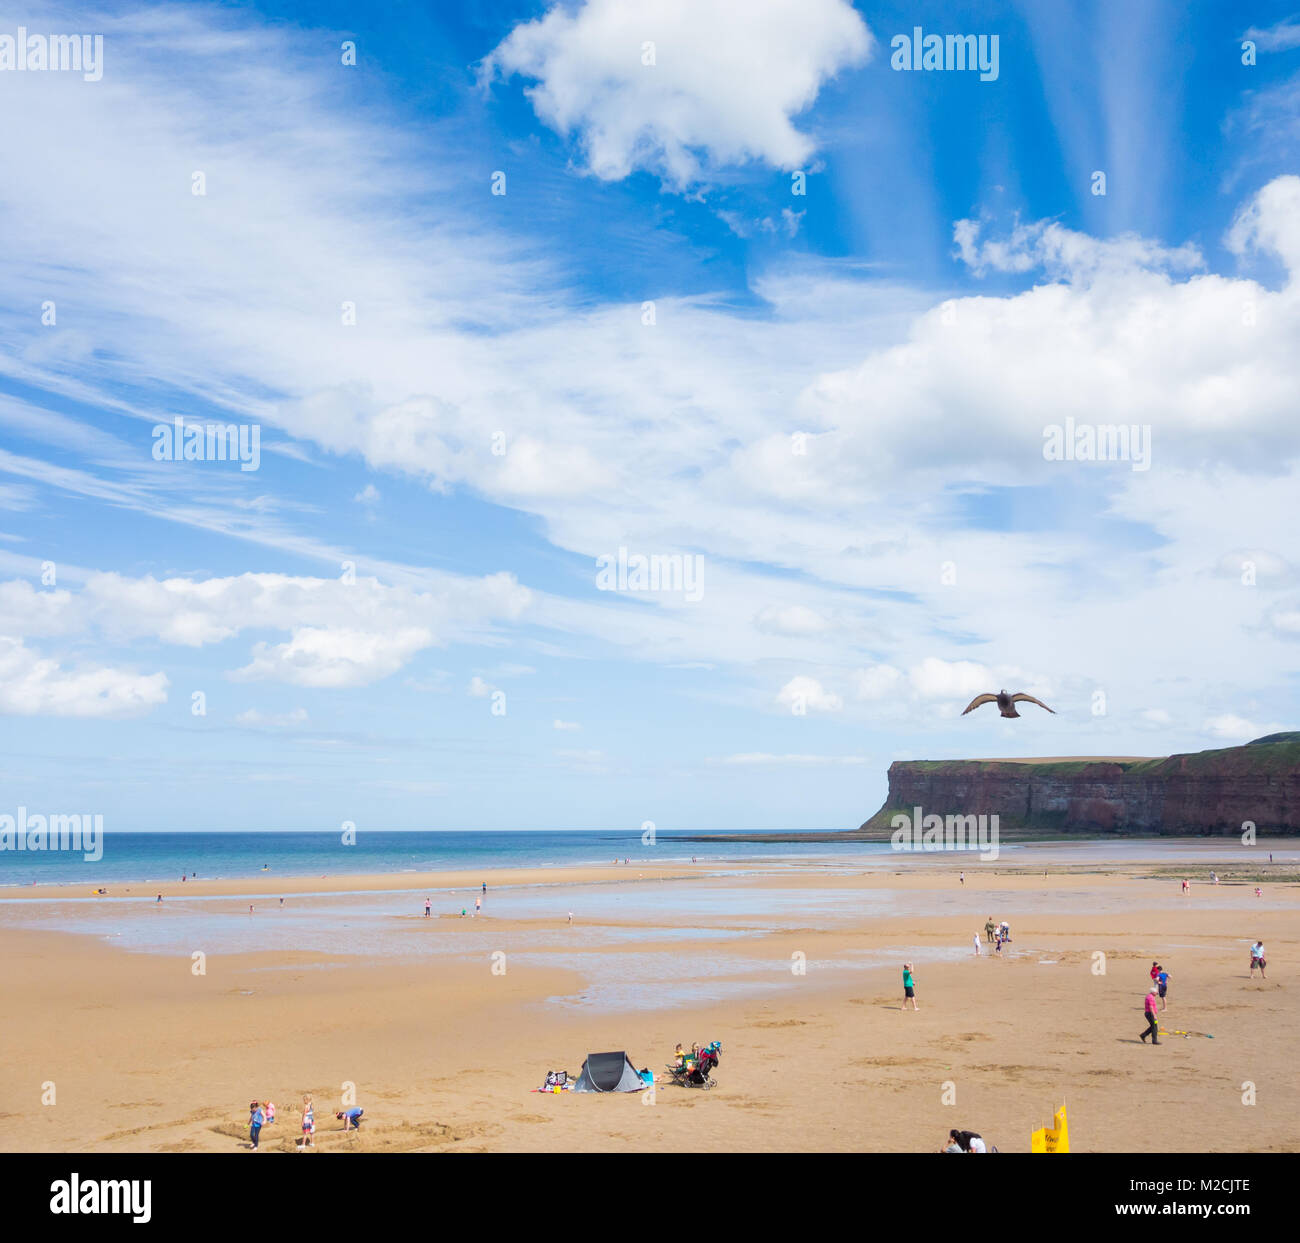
1052;1104;1069;1153
1031;1104;1069;1153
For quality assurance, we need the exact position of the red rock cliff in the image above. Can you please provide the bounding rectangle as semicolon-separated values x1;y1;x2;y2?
860;734;1300;835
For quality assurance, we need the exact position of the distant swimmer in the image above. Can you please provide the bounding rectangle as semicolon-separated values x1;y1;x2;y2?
961;689;1055;718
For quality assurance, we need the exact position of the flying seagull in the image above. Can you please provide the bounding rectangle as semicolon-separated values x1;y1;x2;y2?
962;689;1056;718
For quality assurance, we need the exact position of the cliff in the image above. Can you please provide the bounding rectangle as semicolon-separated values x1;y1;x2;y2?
859;733;1300;837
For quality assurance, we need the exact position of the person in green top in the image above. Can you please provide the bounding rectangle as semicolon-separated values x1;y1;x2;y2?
902;962;918;1011
984;918;996;943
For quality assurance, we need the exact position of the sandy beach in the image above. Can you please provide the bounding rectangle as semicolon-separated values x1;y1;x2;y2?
2;847;1296;1154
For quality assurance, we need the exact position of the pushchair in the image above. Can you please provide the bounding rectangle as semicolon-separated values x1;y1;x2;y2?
665;1040;721;1089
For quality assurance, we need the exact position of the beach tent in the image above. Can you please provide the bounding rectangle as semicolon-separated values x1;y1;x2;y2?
572;1051;646;1093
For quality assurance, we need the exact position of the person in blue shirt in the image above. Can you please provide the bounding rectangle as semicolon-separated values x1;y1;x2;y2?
336;1107;364;1132
1156;967;1171;1010
248;1101;265;1150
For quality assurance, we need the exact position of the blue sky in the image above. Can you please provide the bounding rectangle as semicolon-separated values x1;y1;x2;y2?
3;0;1300;830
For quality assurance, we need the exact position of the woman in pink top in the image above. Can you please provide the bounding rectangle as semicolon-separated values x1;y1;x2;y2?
1140;989;1161;1044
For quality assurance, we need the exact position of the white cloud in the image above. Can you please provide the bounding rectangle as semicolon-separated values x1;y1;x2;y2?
776;674;842;713
0;571;531;686
953;217;1203;281
468;675;498;697
233;627;434;688
483;0;872;187
1226;173;1300;272
712;752;866;765
1212;549;1296;587
235;707;308;728
552;718;580;730
1243;20;1300;52
1203;713;1275;741
908;658;998;701
0;637;167;718
755;604;828;635
353;484;381;505
851;663;904;701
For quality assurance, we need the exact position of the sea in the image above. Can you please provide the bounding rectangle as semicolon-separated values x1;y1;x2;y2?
0;829;898;889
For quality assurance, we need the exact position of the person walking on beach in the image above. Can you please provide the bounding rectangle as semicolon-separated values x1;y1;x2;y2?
1156;966;1170;1010
474;896;481;917
424;897;431;918
482;882;487;895
959;871;965;885
902;962;918;1011
248;1101;265;1150
1250;941;1266;979
985;917;996;943
1140;987;1161;1044
1181;878;1189;895
567;910;573;925
973;933;981;956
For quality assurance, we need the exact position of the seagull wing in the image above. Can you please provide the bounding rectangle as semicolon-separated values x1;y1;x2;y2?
1011;693;1055;714
961;693;998;715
